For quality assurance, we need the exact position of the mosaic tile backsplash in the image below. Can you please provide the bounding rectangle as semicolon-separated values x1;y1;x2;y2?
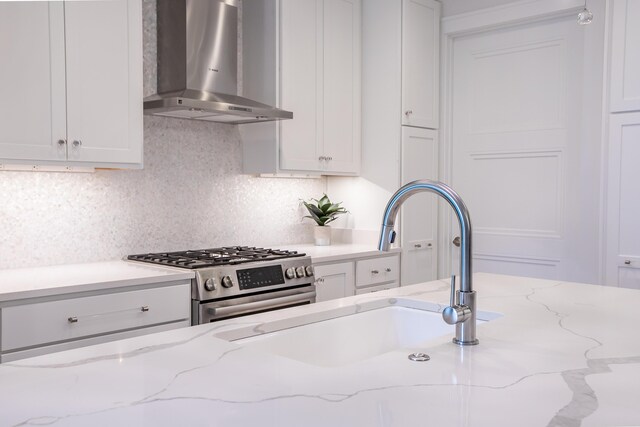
0;0;323;269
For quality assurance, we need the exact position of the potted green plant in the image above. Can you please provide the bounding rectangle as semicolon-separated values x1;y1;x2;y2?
302;194;348;246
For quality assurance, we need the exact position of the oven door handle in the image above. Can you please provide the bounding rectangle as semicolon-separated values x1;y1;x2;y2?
207;290;316;318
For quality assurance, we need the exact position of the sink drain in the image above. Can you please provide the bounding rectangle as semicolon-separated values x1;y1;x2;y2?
408;352;430;362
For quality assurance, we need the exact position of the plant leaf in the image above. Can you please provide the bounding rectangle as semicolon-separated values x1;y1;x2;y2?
303;201;324;217
317;194;331;210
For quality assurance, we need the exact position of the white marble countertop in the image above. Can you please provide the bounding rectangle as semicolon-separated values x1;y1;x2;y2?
287;243;401;264
0;261;195;302
1;273;639;426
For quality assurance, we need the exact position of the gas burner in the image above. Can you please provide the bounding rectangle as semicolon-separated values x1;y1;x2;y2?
127;246;305;269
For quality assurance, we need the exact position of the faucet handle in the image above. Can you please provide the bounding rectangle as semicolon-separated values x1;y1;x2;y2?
449;274;457;307
443;274;471;325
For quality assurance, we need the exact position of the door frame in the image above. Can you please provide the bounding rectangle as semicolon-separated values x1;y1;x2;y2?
438;0;607;283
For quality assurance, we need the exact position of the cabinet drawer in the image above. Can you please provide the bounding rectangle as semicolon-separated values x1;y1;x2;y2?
1;283;190;352
356;255;400;287
355;282;399;295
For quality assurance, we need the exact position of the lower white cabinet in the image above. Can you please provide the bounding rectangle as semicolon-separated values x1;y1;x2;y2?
0;282;190;362
400;127;438;285
313;253;400;302
605;113;640;289
314;262;355;303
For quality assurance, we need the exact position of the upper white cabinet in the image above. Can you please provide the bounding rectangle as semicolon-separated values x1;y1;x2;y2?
0;0;143;169
610;0;640;113
401;0;440;129
241;0;361;176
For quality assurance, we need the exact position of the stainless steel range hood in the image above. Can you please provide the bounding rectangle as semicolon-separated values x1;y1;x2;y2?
144;0;292;124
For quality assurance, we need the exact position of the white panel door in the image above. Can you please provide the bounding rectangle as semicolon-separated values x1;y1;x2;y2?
401;0;440;129
322;0;361;174
450;17;585;281
606;113;640;289
314;262;355;302
64;0;142;165
280;0;322;172
0;3;66;162
610;0;640;113
401;127;438;285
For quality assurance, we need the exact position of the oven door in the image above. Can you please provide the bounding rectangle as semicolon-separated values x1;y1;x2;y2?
194;285;316;324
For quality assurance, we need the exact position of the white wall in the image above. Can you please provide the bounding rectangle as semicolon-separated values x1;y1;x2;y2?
0;0;324;270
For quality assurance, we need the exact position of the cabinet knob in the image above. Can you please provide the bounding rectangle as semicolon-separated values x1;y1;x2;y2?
141;306;150;312
72;140;82;148
625;260;632;265
385;268;392;273
67;316;78;323
414;243;422;248
405;110;413;116
453;236;461;247
327;156;333;161
315;277;325;284
318;156;326;161
57;139;67;147
371;270;379;274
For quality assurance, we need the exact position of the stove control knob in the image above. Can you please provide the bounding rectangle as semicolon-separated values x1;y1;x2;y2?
221;276;234;288
285;267;296;279
296;266;306;278
305;265;314;277
204;278;217;292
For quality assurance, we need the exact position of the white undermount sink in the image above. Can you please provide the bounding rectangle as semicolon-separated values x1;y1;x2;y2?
231;299;500;367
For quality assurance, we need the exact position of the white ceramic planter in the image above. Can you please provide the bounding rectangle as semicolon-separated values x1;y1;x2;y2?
314;226;331;246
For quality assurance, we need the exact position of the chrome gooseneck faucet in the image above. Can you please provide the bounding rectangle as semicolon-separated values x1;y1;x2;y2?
378;180;479;346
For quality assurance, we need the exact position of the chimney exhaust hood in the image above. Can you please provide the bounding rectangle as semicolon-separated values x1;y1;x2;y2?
144;0;292;124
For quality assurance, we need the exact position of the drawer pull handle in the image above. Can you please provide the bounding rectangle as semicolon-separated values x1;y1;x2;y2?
68;316;78;324
371;270;379;274
385;268;392;272
141;306;150;312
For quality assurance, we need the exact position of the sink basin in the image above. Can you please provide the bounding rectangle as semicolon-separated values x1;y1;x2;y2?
232;299;498;367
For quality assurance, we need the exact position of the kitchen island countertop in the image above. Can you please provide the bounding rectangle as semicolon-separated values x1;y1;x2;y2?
1;273;639;426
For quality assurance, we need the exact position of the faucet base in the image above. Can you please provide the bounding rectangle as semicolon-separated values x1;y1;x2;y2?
453;337;479;346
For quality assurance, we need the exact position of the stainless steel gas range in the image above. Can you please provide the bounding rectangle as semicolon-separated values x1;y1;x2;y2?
127;247;315;324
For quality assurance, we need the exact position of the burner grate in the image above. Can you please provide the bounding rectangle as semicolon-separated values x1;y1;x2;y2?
127;246;304;269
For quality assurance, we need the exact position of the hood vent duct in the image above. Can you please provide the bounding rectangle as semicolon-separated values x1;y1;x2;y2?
144;0;292;124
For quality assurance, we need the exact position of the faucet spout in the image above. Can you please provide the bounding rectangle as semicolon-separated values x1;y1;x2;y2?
378;180;479;346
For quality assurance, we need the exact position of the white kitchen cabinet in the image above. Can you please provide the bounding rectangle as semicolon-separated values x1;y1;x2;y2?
0;0;143;170
401;127;438;285
241;0;361;176
0;282;190;362
605;113;640;289
313;262;355;302
401;0;440;129
313;253;400;302
610;0;640;113
355;256;400;288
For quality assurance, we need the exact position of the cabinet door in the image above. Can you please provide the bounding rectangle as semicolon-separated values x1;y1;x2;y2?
64;0;143;166
606;113;640;289
314;262;355;302
322;0;361;174
279;0;323;172
0;3;67;163
401;0;440;129
401;127;438;285
610;0;640;113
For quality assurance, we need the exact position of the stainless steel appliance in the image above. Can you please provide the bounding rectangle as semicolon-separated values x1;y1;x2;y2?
144;0;292;124
127;247;315;324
